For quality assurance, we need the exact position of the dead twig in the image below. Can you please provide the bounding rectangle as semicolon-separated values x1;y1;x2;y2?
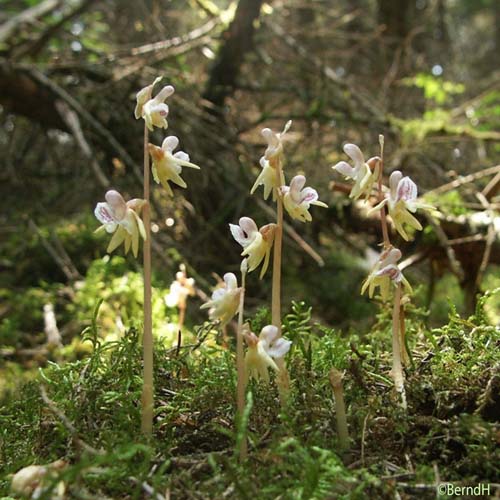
40;385;103;456
55;100;110;189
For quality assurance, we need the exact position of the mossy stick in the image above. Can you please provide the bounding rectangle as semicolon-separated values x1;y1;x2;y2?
329;368;349;451
236;260;247;460
141;123;154;436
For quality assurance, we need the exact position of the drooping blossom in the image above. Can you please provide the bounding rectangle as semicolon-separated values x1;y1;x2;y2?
135;77;175;131
94;190;146;258
281;175;328;222
244;325;291;383
229;217;276;278
200;273;241;327
332;143;380;200
361;247;412;301
251;121;291;200
148;136;200;196
371;171;433;241
165;265;196;309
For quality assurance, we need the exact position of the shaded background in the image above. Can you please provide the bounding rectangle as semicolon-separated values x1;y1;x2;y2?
1;0;499;362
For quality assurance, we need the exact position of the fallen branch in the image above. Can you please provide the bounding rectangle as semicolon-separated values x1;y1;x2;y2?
0;0;61;44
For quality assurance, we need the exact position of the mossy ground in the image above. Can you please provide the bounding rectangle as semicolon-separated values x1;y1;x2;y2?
1;297;499;500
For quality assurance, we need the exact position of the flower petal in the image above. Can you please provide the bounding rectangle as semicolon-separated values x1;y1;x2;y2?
267;338;292;359
343;143;364;166
333;161;356;178
162;135;179;152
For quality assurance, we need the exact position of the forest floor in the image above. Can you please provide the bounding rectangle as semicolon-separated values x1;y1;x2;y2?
1;295;499;500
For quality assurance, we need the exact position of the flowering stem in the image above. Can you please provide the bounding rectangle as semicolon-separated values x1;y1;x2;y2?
236;263;247;461
271;158;290;402
141;124;154;436
271;188;283;335
378;135;390;249
391;282;407;409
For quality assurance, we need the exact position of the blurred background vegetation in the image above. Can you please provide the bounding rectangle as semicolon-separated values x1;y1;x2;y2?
0;0;499;392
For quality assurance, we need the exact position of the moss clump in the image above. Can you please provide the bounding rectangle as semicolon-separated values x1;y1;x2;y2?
1;299;498;499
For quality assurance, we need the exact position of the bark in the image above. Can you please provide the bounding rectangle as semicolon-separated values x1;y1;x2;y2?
202;0;263;111
0;61;68;131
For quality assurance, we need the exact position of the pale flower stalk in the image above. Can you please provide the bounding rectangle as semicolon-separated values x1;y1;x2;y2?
229;217;276;279
94;190;146;258
333;143;380;200
200;273;242;327
148;136;200;196
243;325;291;383
135;77;175;131
281;175;328;222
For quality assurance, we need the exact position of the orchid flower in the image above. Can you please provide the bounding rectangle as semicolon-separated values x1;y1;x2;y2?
281;175;328;222
243;325;291;383
371;171;433;241
94;190;146;258
332;143;380;200
165;269;196;308
148;136;200;196
229;217;276;279
262;120;292;163
251;121;292;200
135;77;175;131
361;247;412;301
200;273;241;326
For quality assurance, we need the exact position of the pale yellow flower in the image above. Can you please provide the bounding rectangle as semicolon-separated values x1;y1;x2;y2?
371;171;433;241
251;121;291;200
361;247;412;301
94;190;146;258
200;273;241;327
261;120;292;162
332;143;380;200
135;77;175;131
148;136;200;196
244;325;291;383
165;266;196;308
282;175;328;222
229;217;276;279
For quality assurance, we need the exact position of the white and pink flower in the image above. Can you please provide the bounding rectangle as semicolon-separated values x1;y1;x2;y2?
361;247;412;301
371;171;433;240
148;136;200;196
244;325;291;383
281;175;328;222
200;273;241;327
135;77;175;131
333;143;379;200
229;217;276;278
94;190;146;258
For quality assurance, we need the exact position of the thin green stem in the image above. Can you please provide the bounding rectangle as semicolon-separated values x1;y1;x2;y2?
141;124;153;436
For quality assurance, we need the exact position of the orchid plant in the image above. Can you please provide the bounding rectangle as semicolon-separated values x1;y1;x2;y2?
94;77;199;435
333;135;432;408
250;121;326;403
